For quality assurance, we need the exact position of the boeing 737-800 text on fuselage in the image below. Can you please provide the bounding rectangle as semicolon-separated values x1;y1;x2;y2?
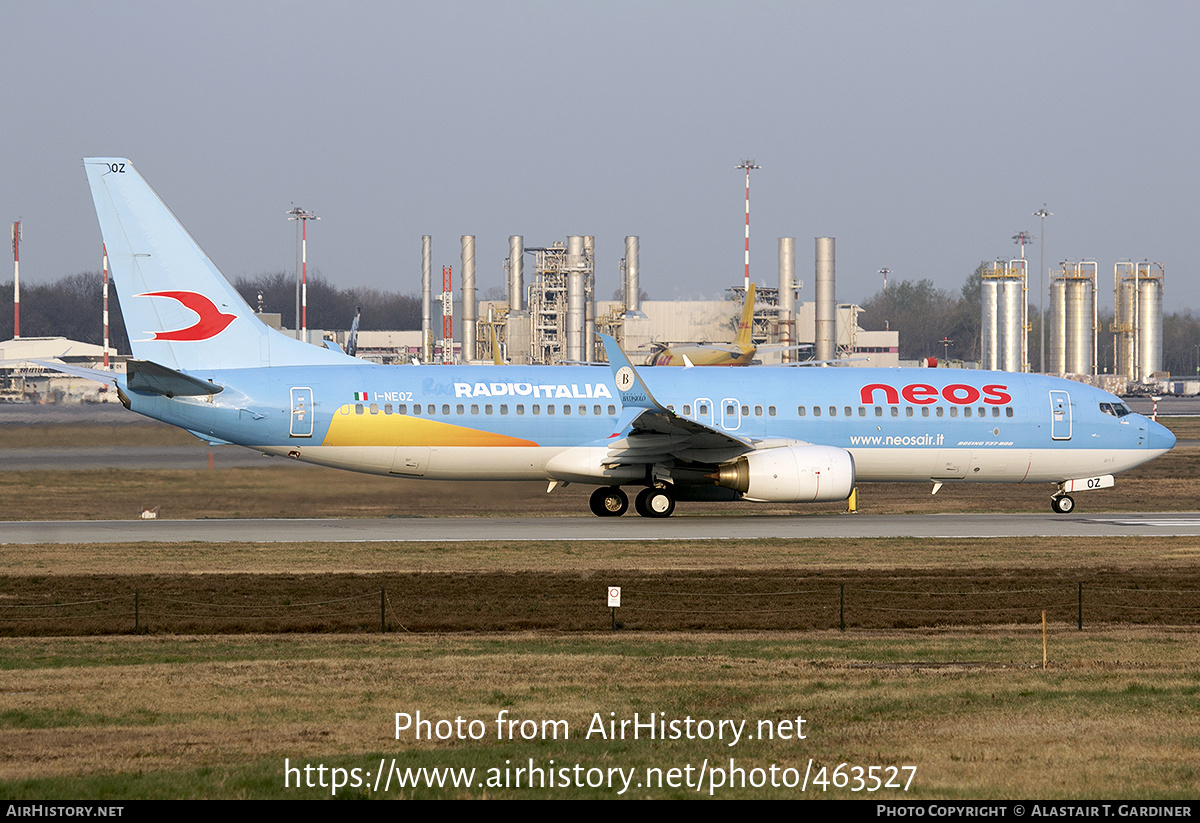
60;159;1174;518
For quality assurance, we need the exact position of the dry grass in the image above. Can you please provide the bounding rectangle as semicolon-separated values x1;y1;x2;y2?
2;630;1199;798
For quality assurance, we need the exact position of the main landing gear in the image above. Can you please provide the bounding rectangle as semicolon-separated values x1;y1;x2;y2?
1050;494;1075;514
589;485;675;518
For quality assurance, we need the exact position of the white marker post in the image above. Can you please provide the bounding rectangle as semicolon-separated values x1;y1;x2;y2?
607;586;621;630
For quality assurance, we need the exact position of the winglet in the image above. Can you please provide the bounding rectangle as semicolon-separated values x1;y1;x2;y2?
598;333;664;410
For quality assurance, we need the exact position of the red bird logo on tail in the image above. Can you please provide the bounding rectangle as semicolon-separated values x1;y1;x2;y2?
139;291;237;341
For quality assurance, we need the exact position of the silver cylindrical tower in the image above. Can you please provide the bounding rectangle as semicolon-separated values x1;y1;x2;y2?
421;235;432;363
460;235;477;362
981;277;998;370
566;235;587;362
1064;275;1095;375
1049;277;1066;374
1114;263;1137;380
624;236;641;314
999;278;1023;373
814;237;835;362
1137;274;1163;377
508;235;524;313
778;237;795;362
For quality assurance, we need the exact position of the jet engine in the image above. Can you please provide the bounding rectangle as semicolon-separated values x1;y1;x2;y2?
713;444;855;503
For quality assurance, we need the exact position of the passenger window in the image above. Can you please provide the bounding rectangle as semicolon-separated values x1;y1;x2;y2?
563;405;570;415
485;404;493;415
579;405;586;415
411;404;421;415
740;405;749;415
977;407;986;417
921;407;929;417
768;406;776;416
890;407;898;417
991;407;999;417
516;404;524;415
875;406;883;417
814;406;821;417
936;407;944;418
950;407;958;418
858;407;866;417
499;404;507;414
355;403;364;415
964;407;972;418
798;406;806;417
594;405;601;415
754;405;762;416
608;405;616;415
829;406;837;417
533;404;540;415
456;404;464;415
699;404;709;415
684;404;693;415
726;404;736;415
905;407;914;417
1006;407;1014;418
470;404;479;415
548;405;555;415
398;404;407;415
384;403;393;415
844;406;852;417
427;404;435;415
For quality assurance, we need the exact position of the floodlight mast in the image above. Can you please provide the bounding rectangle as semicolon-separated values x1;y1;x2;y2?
287;206;319;342
1034;205;1052;373
11;221;20;339
736;160;760;292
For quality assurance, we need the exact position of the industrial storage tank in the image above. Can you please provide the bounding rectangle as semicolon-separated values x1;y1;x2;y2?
1137;267;1164;377
1061;262;1097;375
979;261;1026;372
1049;278;1066;374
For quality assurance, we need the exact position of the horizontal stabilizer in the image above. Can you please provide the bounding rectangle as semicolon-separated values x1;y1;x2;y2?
126;360;223;397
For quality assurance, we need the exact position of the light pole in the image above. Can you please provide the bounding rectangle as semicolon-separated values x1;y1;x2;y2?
1034;205;1052;372
735;160;760;293
287;206;319;342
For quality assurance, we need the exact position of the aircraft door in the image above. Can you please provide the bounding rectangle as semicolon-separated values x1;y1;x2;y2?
720;397;741;431
1049;390;1072;440
290;387;314;438
694;398;713;427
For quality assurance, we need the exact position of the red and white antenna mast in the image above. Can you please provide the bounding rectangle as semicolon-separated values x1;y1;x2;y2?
735;159;760;292
287;206;319;342
11;221;20;338
102;244;110;368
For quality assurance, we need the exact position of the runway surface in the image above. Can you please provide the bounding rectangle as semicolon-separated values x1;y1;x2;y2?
4;511;1200;544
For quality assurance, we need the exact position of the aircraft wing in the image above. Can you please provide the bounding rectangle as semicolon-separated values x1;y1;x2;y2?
598;334;752;466
28;359;121;385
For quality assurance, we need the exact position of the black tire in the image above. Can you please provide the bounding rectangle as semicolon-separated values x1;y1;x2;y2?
635;486;675;518
1051;494;1075;514
589;487;628;517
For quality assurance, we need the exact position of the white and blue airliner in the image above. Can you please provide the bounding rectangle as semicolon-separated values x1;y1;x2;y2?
56;158;1175;518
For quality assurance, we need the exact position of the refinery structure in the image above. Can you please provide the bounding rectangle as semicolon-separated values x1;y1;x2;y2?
404;234;897;369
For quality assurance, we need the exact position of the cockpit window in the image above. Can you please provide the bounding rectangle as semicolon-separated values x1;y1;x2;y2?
1100;402;1133;417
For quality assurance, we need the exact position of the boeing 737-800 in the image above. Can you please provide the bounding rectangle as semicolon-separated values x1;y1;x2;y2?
59;158;1175;518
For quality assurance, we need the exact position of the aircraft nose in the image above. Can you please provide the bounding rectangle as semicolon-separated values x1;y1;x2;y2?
1147;419;1176;452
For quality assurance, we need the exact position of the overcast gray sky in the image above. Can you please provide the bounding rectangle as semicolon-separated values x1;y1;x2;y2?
3;0;1198;314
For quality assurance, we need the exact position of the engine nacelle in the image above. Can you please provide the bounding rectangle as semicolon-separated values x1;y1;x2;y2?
714;444;855;503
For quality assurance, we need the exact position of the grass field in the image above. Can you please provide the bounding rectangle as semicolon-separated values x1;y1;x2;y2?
0;418;1197;799
2;630;1200;799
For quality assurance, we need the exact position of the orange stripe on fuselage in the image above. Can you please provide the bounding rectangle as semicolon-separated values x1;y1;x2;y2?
323;405;538;448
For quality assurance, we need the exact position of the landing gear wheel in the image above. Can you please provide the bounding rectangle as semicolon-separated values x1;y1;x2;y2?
634;486;675;518
1051;494;1075;514
589;486;628;517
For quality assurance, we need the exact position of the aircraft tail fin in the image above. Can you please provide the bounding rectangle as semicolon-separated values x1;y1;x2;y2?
734;283;756;348
83;158;353;372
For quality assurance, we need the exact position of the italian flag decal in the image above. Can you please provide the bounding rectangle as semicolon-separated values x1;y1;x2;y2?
354;391;370;401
